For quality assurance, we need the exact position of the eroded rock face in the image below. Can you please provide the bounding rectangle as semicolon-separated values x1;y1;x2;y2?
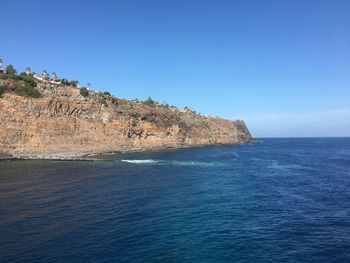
0;81;253;158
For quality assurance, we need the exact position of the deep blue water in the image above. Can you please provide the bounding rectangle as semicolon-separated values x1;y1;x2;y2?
1;138;350;262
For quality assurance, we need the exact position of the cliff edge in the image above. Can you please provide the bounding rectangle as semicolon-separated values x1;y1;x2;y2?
0;76;254;159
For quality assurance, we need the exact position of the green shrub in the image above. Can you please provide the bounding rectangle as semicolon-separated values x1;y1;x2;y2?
0;73;9;80
0;72;19;80
97;92;108;106
144;96;156;106
15;85;41;98
61;79;79;87
184;106;197;115
161;101;170;108
103;91;111;96
99;98;108;106
0;86;5;97
19;73;37;87
70;80;79;87
61;79;70;85
80;87;89;97
6;65;17;76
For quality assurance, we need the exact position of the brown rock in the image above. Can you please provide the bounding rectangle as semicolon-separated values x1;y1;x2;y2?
0;80;254;159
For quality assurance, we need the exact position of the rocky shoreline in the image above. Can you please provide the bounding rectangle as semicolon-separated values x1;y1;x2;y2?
1;141;256;161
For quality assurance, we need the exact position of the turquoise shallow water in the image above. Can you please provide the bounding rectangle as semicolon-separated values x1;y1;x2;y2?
1;138;350;262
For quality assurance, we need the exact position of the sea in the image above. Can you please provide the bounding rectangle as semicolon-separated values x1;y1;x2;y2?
0;138;350;262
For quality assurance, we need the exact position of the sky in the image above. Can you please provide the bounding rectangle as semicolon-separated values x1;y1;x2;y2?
1;0;349;137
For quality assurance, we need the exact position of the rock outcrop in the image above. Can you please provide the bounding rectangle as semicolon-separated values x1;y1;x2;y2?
0;79;253;159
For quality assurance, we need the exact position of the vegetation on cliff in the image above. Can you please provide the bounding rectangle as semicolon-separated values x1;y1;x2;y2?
0;81;253;158
0;60;83;99
0;59;200;115
14;85;41;98
0;59;253;159
6;64;17;75
0;85;5;97
0;71;41;98
79;87;89;97
144;96;156;106
0;59;249;128
0;60;182;112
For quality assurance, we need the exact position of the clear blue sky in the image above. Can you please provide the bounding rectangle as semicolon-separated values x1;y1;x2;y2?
1;0;349;137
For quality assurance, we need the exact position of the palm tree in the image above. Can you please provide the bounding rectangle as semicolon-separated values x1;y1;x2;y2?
70;80;79;87
87;82;91;89
42;70;48;79
25;67;31;75
61;78;69;85
52;72;58;80
0;58;3;68
6;65;16;76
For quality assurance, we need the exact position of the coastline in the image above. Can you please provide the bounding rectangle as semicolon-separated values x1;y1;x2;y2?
0;141;256;161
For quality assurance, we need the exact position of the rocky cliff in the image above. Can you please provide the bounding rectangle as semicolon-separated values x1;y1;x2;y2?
0;77;253;159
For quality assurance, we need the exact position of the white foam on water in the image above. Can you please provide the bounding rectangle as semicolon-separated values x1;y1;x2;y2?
268;160;318;171
121;159;158;164
120;159;223;167
170;161;218;167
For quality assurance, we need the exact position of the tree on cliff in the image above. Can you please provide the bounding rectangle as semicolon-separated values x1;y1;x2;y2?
80;87;89;97
6;65;17;76
61;79;69;85
0;58;3;68
184;106;197;115
25;67;31;75
144;96;155;106
70;80;79;87
52;72;58;80
42;70;49;80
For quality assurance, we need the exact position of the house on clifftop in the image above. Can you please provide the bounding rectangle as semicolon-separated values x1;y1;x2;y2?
0;58;7;74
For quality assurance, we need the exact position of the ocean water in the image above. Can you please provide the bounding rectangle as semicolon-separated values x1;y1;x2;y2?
1;138;350;262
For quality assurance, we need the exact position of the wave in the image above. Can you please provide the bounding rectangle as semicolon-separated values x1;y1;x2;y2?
169;161;221;167
120;159;223;167
121;159;158;164
268;160;318;171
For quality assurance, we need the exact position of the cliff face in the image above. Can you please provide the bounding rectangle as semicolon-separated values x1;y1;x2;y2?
0;80;253;159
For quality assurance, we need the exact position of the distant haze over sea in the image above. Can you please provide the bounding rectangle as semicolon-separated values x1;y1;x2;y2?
241;109;350;137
